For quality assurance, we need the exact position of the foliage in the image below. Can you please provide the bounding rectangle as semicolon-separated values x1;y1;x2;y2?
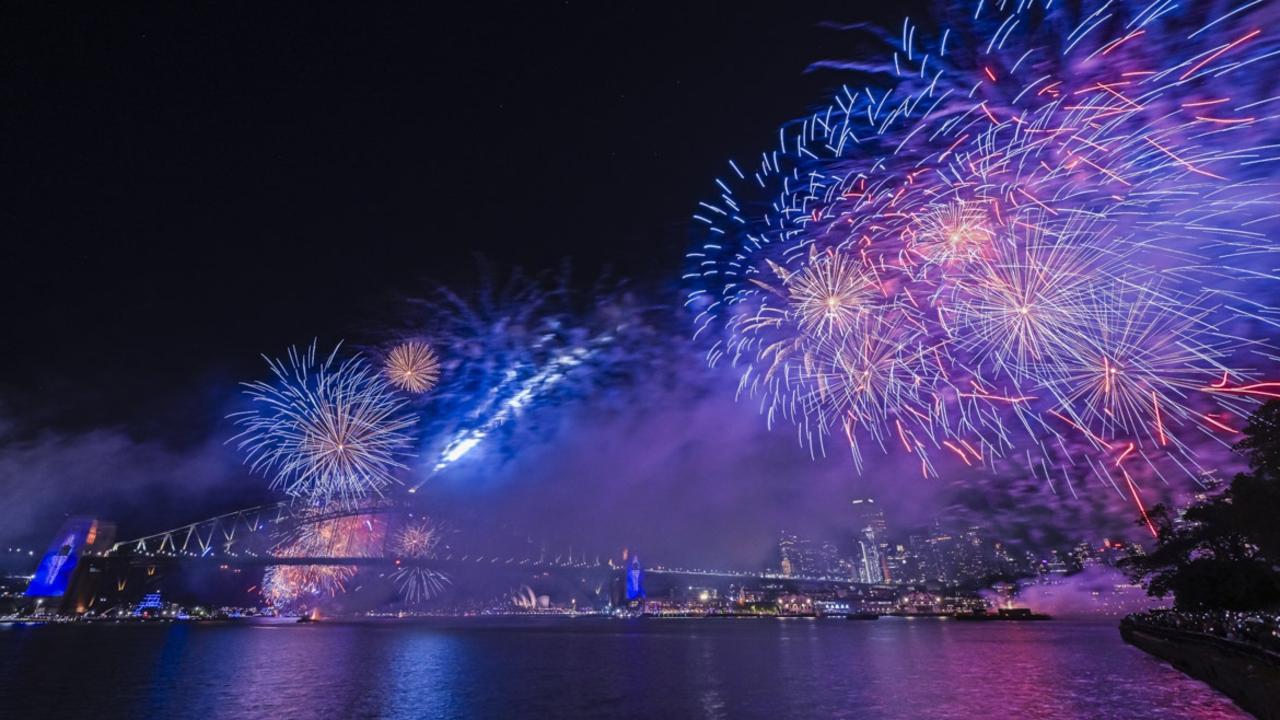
1121;402;1280;611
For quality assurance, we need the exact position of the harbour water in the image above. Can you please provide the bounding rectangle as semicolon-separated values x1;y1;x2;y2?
0;617;1247;719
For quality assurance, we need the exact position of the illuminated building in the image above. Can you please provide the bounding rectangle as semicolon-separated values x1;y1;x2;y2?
813;600;852;617
25;516;116;615
1045;550;1069;576
626;556;645;601
777;593;814;616
884;544;910;585
851;498;892;583
857;533;883;584
778;531;799;577
778;531;846;578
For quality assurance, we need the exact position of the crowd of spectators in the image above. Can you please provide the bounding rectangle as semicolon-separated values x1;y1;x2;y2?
1131;609;1280;655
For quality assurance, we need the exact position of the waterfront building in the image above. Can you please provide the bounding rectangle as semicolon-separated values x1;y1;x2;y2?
813;600;852;617
992;542;1020;577
926;526;958;584
1072;541;1099;570
1099;539;1144;567
776;593;814;616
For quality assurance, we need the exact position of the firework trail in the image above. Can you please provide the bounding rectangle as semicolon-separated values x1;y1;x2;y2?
686;0;1280;531
402;266;665;490
230;342;418;506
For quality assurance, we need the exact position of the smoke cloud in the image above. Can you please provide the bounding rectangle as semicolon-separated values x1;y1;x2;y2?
0;415;265;550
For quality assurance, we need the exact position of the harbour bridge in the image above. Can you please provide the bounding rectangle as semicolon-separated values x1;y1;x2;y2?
97;498;865;585
99;498;615;570
37;496;872;613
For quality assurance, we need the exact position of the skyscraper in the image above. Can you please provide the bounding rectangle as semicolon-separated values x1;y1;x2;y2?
857;532;883;584
851;498;891;583
778;531;799;577
926;524;958;584
779;531;851;578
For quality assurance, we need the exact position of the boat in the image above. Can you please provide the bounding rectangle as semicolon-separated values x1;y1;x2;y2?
954;608;1051;621
242;614;305;625
997;608;1051;620
846;612;881;620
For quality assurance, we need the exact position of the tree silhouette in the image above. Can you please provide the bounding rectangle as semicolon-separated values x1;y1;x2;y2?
1121;401;1280;611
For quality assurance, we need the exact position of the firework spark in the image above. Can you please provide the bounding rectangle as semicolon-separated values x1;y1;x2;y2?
261;512;386;608
384;340;441;394
771;248;877;338
906;200;996;269
685;0;1280;530
389;518;451;604
394;518;443;557
231;342;418;505
261;564;355;607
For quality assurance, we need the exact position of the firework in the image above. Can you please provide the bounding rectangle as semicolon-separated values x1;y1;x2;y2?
1047;288;1229;447
944;238;1112;384
905;200;996;270
384;340;441;394
762;248;878;338
293;511;388;557
389;518;451;604
230;342;418;505
262;564;355;607
391;566;451;605
260;512;386;608
402;267;663;489
394;518;443;556
686;0;1280;528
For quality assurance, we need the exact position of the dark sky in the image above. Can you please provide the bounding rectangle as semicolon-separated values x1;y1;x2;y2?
4;1;1063;563
1;1;918;436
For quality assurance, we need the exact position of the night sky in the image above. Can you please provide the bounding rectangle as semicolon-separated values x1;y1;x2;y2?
2;2;914;435
2;1;1080;561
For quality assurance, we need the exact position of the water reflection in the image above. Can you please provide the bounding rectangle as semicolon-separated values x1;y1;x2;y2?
0;619;1247;719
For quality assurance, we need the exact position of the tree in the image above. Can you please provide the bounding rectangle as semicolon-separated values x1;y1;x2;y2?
1120;400;1280;611
1229;400;1280;563
1235;399;1280;480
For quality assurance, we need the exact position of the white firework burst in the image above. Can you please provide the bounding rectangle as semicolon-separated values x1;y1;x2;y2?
231;342;418;505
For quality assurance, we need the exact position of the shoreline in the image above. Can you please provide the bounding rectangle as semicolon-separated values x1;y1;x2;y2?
2;611;1090;626
1120;616;1280;720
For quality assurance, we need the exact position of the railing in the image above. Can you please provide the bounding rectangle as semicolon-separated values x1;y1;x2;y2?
104;502;289;557
103;498;401;558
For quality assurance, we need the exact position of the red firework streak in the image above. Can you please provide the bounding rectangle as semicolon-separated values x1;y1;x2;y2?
1116;443;1157;538
1050;409;1158;538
